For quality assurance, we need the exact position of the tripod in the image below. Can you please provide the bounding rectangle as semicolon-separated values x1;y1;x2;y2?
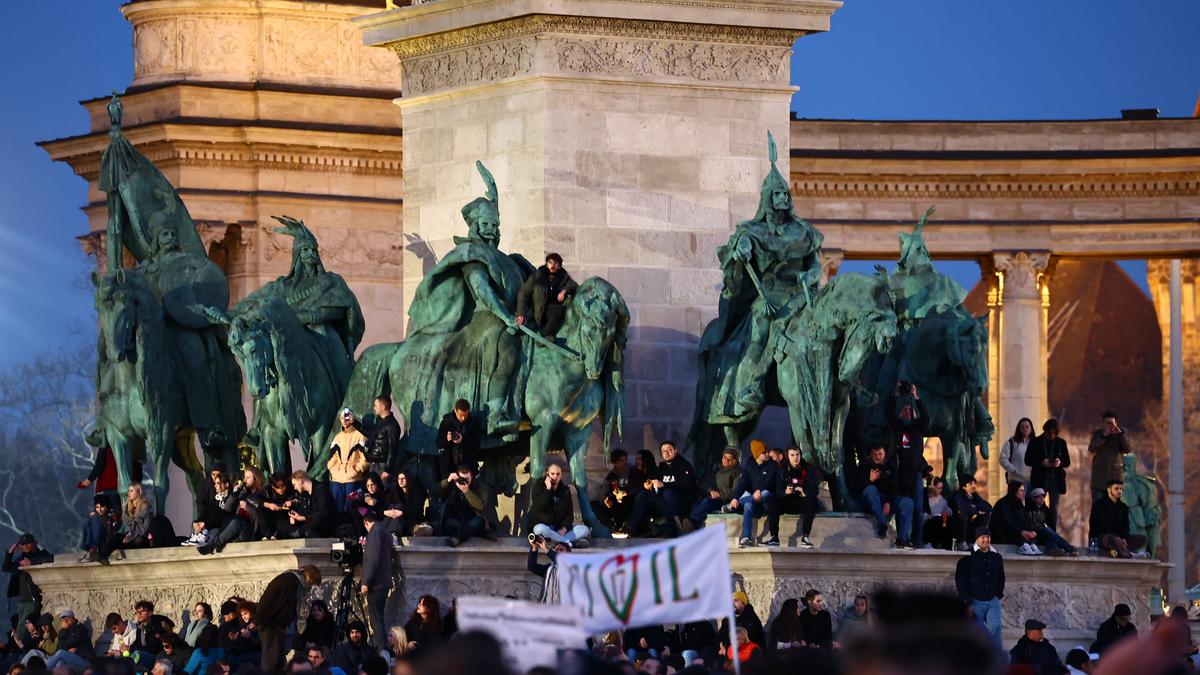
331;568;366;646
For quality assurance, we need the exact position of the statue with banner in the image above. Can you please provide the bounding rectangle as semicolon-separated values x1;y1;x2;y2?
91;94;245;510
342;162;628;533
221;215;365;477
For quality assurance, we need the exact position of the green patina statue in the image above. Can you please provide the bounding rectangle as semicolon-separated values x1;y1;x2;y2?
688;134;899;480
91;94;245;510
1122;453;1163;556
221;216;365;478
858;209;995;490
343;162;628;533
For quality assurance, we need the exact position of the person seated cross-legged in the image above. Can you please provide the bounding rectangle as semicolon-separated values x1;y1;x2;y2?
527;463;590;548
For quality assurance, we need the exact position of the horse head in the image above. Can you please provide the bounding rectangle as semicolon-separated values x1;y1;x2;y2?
227;301;279;399
840;307;899;386
567;278;630;381
946;311;989;392
93;268;141;363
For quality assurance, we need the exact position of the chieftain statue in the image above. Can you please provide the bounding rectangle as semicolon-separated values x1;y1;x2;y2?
91;94;245;510
343;162;628;533
688;134;899;480
221;216;365;477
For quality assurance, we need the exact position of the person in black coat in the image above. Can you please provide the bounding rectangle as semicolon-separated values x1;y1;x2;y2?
1088;480;1147;558
256;566;322;673
435;401;483;475
359;512;393;651
1024;419;1070;529
778;448;822;547
5;534;55;643
954;527;1005;647
383;470;427;538
516;253;578;337
527;463;590;545
886;383;932;547
331;621;371;674
620;467;676;538
990;481;1038;548
952;475;992;549
1091;603;1137;654
259;474;297;540
658;441;699;523
718;593;765;649
729;446;784;546
799;591;834;652
295;600;335;651
1009;620;1061;675
282;472;334;538
364;395;403;478
857;445;900;541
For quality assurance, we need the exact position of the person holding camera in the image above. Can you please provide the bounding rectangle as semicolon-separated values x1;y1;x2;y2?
283;471;334;538
528;463;591;547
436;400;483;477
527;533;571;603
438;465;493;547
886;380;931;549
328;408;369;513
1088;410;1132;505
359;511;393;651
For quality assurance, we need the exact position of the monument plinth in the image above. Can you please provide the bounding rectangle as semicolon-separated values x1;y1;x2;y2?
358;0;840;447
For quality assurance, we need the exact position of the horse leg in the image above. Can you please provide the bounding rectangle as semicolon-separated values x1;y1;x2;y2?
942;436;961;493
567;427;609;538
110;433;136;497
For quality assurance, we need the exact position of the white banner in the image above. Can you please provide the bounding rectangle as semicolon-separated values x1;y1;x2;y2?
455;596;588;672
556;524;732;633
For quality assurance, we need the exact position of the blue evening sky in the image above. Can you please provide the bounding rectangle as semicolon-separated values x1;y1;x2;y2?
1;0;1197;368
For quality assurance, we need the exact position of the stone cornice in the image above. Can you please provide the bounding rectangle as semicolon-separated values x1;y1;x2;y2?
790;172;1200;200
384;15;805;59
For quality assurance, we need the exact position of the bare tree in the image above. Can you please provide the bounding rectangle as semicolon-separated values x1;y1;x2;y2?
1130;399;1200;586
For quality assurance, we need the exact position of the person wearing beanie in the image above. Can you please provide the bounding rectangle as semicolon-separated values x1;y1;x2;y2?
718;592;765;650
955;526;1005;647
332;621;371;674
728;441;784;547
952;475;992;550
1091;603;1136;655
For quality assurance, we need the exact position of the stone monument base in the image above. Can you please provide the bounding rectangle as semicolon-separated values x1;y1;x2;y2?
29;522;1167;653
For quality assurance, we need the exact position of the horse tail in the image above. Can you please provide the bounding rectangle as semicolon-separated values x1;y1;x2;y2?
343;342;401;418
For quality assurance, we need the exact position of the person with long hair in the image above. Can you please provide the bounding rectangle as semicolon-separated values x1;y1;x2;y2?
296;600;334;650
348;472;387;537
383;470;427;538
201;468;268;554
1000;418;1034;490
767;598;805;654
778;447;821;548
403;596;443;652
99;484;154;564
259;473;296;540
384;626;413;662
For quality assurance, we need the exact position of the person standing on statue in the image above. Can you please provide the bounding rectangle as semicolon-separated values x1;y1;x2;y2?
886;381;931;549
1088;410;1131;505
365;396;402;480
1025;418;1070;530
436;400;483;477
517;252;578;337
327;409;368;513
696;133;824;426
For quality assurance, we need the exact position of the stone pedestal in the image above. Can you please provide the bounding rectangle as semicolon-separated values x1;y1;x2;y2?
357;0;840;449
30;535;1167;654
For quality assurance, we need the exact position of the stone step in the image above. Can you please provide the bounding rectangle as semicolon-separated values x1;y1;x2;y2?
704;512;892;550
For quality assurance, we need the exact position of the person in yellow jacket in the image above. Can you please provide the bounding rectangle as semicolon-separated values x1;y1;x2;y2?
328;408;368;512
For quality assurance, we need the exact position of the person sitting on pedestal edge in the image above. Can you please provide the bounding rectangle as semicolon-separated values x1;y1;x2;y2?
438;464;494;547
185;473;235;548
528;462;591;547
618;467;676;538
1088;479;1149;559
327;408;368;514
594;449;634;533
516;252;578;337
952;474;992;551
729;442;783;547
259;473;296;540
886;381;931;550
79;494;119;562
778;447;822;549
281;471;334;538
436;400;483;477
685;447;742;532
991;481;1076;556
857;443;900;541
658;441;699;530
920;476;960;551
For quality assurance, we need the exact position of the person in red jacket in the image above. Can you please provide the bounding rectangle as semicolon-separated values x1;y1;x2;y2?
723;627;765;670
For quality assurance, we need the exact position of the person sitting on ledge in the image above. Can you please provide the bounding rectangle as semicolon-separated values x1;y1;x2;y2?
438;464;494;547
383;469;427;538
516;252;578;338
199;467;267;555
658;441;699;530
595;449;635;533
685;447;742;532
259;473;296;541
619;467;676;538
729;442;783;547
952;474;992;551
920;476;960;551
78;494;119;562
778;447;822;549
1088;479;1149;559
527;462;590;548
281;471;334;539
857;443;900;542
993;481;1077;557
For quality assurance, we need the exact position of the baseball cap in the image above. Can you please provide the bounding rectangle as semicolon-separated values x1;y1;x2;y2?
59;610;75;619
340;407;356;420
1024;619;1046;631
1030;487;1047;498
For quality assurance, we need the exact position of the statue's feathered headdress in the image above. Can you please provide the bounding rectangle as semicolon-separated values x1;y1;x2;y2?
897;206;936;272
458;161;502;244
272;215;325;277
753;131;792;221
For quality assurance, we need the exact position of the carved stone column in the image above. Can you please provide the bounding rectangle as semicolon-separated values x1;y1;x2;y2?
358;0;840;444
992;251;1052;495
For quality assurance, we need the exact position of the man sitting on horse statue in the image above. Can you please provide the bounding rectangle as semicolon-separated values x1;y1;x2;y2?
697;132;824;425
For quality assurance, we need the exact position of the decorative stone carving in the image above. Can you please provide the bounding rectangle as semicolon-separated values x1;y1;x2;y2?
260;225;403;280
553;37;790;84
78;231;109;274
994;251;1050;301
792;172;1200;200
196;221;232;253
402;38;535;96
819;248;844;286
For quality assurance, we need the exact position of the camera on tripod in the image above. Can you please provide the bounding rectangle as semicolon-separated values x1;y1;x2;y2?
330;538;363;570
